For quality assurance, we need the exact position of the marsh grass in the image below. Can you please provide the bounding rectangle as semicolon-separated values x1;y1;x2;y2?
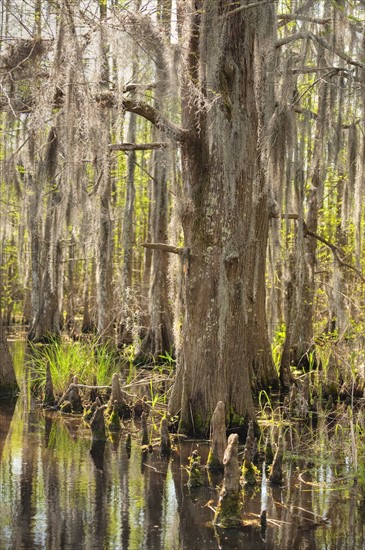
28;336;119;396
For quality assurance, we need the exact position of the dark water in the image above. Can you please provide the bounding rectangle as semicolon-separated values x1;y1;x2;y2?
1;342;365;549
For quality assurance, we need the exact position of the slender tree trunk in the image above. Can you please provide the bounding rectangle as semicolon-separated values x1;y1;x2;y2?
291;59;328;367
95;1;115;345
0;318;18;393
137;0;174;359
28;127;62;342
96;167;114;343
119;110;137;346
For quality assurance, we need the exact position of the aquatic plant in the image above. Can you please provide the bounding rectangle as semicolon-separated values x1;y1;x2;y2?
187;450;204;488
28;337;118;396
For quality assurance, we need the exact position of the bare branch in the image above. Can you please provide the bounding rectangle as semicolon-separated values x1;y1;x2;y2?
271;214;365;282
123;82;157;93
304;227;365;283
223;0;274;18
278;14;331;27
289;66;349;75
141;242;185;255
276;31;365;70
96;92;193;143
109;142;169;151
271;213;299;220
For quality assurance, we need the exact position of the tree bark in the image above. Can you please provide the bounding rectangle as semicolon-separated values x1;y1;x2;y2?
27;127;63;342
0;319;18;393
169;0;278;435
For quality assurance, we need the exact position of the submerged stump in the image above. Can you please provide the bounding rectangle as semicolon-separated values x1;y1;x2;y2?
269;435;284;484
160;417;171;455
125;433;132;458
90;440;106;471
207;401;226;472
90;405;107;443
242;446;258;487
108;400;122;432
109;372;131;418
265;435;274;467
214;433;241;528
59;375;83;413
246;421;257;462
141;411;149;446
43;362;55;407
68;378;83;413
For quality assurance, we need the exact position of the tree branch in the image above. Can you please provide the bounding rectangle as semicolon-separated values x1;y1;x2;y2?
108;142;169;151
304;226;365;283
276;31;365;70
277;14;331;27
0;88;192;143
271;214;365;282
223;0;274;17
141;242;185;255
123;82;157;93
96;92;193;143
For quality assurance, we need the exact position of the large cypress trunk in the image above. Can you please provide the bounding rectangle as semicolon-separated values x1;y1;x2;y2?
169;0;278;435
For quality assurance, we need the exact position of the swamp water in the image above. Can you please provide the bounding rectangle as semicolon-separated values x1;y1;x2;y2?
1;342;365;549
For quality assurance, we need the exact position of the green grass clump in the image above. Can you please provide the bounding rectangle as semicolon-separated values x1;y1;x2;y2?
28;336;118;397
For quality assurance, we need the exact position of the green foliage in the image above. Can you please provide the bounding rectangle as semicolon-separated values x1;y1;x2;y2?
158;349;176;370
187;452;204;488
271;324;286;374
242;461;260;487
28;337;118;396
258;390;275;423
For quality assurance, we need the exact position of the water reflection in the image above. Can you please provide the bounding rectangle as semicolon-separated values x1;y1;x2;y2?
1;344;365;548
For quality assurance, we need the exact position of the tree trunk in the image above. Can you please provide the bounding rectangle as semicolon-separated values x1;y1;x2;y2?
169;0;278;435
0;319;18;393
119;110;137;346
137;1;174;359
28;127;62;342
0;229;18;392
96;171;114;344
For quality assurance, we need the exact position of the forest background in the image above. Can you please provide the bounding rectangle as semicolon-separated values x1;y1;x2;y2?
1;0;365;436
